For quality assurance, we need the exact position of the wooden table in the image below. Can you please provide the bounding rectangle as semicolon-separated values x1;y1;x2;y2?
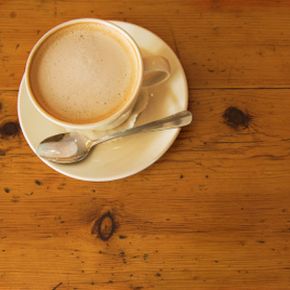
1;1;290;289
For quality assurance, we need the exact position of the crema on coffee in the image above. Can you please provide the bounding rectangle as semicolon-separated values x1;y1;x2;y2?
29;22;139;124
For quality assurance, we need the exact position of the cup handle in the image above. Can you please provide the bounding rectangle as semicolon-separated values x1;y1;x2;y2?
142;56;170;87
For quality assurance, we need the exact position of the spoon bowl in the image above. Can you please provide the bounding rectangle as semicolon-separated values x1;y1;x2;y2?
37;132;92;163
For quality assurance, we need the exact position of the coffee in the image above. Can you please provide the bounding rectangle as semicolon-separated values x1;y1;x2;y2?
29;22;139;124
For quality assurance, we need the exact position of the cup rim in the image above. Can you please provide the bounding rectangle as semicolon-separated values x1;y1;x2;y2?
25;18;144;129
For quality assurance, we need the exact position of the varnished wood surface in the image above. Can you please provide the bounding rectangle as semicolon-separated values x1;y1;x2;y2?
0;1;290;289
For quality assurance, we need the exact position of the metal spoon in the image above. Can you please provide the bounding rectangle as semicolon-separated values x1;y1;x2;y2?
37;110;192;164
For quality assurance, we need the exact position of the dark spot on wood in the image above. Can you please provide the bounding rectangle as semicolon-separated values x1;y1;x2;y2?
10;11;16;18
223;107;251;129
15;43;20;50
119;235;127;239
207;68;215;72
155;272;161;277
130;273;134;277
91;189;96;193
11;195;19;203
107;280;113;283
166;218;170;221
282;208;287;213
143;253;149;261
98;250;103;254
0;103;2;111
131;287;143;290
3;187;10;193
257;240;265;244
214;260;219;263
180;174;184;179
119;250;125;257
0;121;19;138
36;29;41;35
81;270;84;273
91;212;116;241
2;249;6;252
240;207;244;211
52;282;63;290
90;281;95;285
35;179;42;186
205;175;209;179
90;10;94;13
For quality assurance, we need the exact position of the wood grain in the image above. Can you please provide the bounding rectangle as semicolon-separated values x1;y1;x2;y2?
2;0;290;89
1;1;290;289
1;88;290;289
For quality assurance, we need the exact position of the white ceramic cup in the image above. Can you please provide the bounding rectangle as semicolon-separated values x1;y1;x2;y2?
25;18;170;130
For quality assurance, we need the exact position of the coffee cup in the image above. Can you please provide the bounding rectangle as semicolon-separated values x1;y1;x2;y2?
25;18;170;130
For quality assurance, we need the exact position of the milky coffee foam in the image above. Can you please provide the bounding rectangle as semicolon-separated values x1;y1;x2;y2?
29;23;139;124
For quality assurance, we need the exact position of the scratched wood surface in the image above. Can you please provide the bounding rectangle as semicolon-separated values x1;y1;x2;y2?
1;1;290;289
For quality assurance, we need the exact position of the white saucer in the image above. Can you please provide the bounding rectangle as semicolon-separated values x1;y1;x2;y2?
18;21;188;181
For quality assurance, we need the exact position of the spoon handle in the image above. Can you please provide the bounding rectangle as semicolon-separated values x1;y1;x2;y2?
93;110;192;146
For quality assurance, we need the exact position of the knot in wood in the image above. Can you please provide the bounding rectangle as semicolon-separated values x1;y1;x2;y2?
0;121;19;138
91;212;116;241
223;106;251;129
